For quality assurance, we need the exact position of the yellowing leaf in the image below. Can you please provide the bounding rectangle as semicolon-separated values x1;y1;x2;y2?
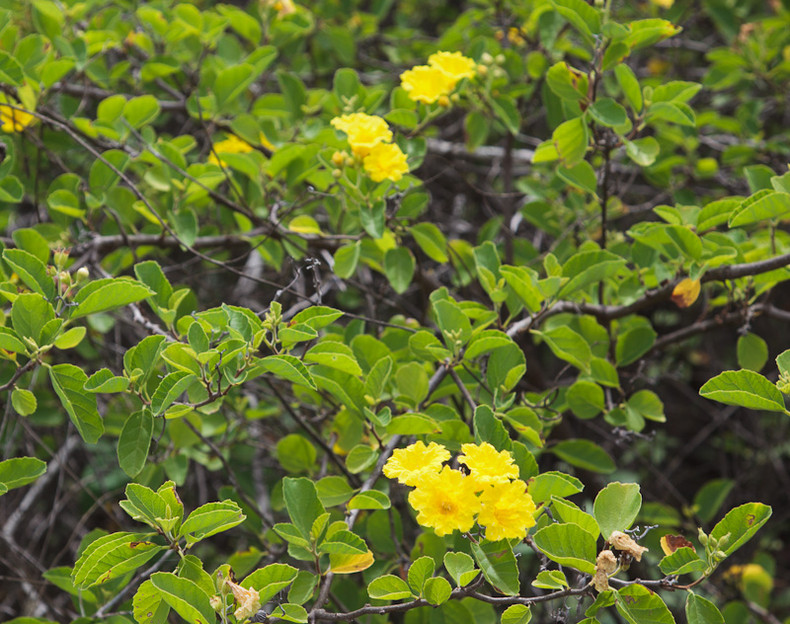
660;534;693;556
329;549;375;574
671;278;701;308
288;215;322;235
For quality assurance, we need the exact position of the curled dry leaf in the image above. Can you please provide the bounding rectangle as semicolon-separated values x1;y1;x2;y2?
609;530;649;562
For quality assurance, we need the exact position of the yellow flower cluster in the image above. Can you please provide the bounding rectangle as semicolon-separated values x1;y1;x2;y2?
331;112;409;182
384;441;537;540
208;135;255;167
400;51;477;105
0;97;35;133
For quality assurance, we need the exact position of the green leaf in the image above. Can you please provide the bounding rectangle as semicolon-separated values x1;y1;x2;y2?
71;278;154;319
123;95;160;128
533;326;592;372
531;570;569;590
0;457;46;493
647;101;696;127
491;96;521;135
552;117;588;167
179;501;246;545
551;497;599;538
85;368;130;393
528;471;583;503
470;540;520;596
615;325;657;367
383;247;415;295
551;439;615;474
588;98;628;128
560;250;627;297
120;483;171;531
290;306;344;331
465;110;489;150
255;355;317;389
737;333;768;372
333;67;361;100
72;532;161;589
2;249;55;299
407;556;435;594
686;593;724;624
333;242;361;278
283;477;325;541
276;434;317;474
433;298;472;347
443;552;479;587
11;389;37;416
615;584;675;624
710;502;772;557
567;380;604;419
532;523;597;574
558;160;597;195
593;482;642;540
117;409;153;478
465;330;514;360
347;490;390;510
615;64;642;112
546;62;589;101
150;371;197;416
501;604;532;624
551;0;602;42
0;50;24;85
658;547;706;575
50;363;103;444
318;530;368;555
625;137;660;167
149;572;215;624
133;579;170;624
367;575;413;600
54;326;86;350
0;327;28;353
423;577;451;606
214;64;255;108
699;370;786;412
241;563;298;603
410;222;448;262
693;479;734;524
729;190;790;227
305;342;362;376
626;389;666;423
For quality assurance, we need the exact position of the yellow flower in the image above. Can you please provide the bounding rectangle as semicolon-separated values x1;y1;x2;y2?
383;441;449;486
408;466;481;536
331;113;392;157
650;0;674;7
0;98;35;133
363;142;409;183
428;51;477;85
458;442;519;487
477;480;536;541
208;135;254;166
400;65;455;104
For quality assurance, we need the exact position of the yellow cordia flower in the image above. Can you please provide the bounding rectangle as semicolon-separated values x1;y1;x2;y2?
458;442;519;487
0;98;35;133
650;0;674;7
383;441;449;486
208;135;254;166
363;142;409;183
428;51;477;85
400;65;455;104
331;113;392;157
478;480;537;541
408;466;481;536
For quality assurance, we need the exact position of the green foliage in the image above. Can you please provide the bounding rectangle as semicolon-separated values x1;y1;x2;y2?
1;0;788;622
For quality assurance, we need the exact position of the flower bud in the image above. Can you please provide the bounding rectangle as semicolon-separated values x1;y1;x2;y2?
438;95;451;108
332;168;342;179
75;267;90;283
331;150;345;167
